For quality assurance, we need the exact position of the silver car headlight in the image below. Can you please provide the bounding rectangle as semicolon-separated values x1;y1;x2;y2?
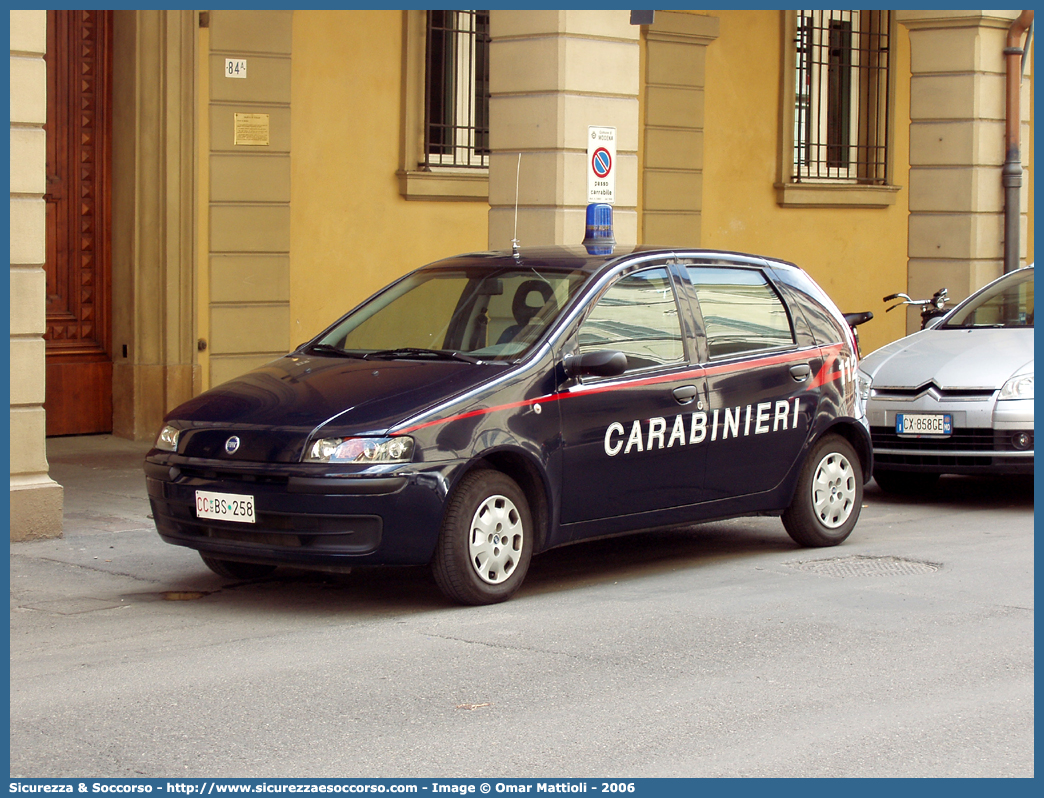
856;369;873;402
155;425;180;452
305;436;415;464
999;372;1033;401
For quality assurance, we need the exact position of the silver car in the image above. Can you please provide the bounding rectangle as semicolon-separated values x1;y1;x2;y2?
858;265;1033;493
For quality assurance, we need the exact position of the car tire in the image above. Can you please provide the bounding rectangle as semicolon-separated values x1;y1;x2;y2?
783;434;863;548
873;469;939;495
432;470;534;606
200;554;277;580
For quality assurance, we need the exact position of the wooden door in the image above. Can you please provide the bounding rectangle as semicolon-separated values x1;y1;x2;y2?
44;10;114;436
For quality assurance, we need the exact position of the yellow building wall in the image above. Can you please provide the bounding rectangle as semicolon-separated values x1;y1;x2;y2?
288;10;490;347
1029;67;1034;267
698;10;911;355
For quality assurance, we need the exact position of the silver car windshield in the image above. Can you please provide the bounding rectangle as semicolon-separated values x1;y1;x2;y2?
313;266;589;362
942;268;1034;329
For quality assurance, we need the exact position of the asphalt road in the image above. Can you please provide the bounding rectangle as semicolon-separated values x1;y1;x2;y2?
9;437;1034;777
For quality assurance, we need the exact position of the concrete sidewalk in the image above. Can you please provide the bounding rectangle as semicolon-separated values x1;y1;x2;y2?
10;434;221;611
46;433;154;537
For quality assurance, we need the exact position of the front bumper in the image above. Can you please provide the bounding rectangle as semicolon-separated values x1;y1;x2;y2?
866;396;1033;475
145;456;453;568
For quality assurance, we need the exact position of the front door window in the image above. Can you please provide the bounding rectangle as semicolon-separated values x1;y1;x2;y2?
578;267;686;372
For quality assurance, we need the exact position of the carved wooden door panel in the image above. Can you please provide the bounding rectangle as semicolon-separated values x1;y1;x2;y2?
44;10;114;436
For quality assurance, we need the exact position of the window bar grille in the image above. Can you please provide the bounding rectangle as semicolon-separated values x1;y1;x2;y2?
794;10;890;184
423;10;490;169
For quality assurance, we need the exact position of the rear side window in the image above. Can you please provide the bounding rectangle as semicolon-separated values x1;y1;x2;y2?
687;267;795;359
578;267;685;372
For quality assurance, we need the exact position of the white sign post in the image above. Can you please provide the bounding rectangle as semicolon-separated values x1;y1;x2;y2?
587;126;616;205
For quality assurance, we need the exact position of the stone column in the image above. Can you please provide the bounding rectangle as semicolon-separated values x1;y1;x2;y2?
110;10;198;440
9;10;64;540
899;10;1032;333
487;10;639;249
642;12;719;246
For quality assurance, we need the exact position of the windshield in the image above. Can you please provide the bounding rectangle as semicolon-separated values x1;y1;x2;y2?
312;265;589;361
942;268;1034;329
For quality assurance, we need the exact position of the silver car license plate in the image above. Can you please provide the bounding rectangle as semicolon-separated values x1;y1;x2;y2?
195;490;256;523
896;413;952;437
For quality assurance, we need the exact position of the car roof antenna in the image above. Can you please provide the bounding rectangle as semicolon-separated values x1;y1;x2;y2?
511;153;522;258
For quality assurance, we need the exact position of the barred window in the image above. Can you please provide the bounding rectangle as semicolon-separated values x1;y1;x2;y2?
424;10;490;169
793;10;891;184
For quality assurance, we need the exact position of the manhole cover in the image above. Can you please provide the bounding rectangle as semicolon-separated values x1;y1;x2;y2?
789;555;940;578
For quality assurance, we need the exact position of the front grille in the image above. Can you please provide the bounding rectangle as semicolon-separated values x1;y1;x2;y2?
179;428;304;463
150;496;381;554
174;464;290;488
871;426;1033;469
871;387;995;401
872;426;997;451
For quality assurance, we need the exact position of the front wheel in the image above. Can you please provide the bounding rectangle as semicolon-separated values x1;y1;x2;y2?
432;470;534;605
783;434;863;547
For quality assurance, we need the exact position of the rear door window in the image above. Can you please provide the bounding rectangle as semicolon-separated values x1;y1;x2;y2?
687;267;795;359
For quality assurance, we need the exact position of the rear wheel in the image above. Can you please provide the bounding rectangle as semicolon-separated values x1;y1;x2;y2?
432;470;534;605
200;554;277;580
783;435;863;547
873;469;939;495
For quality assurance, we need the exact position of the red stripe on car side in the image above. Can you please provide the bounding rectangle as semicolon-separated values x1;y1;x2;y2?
394;345;842;436
807;343;846;389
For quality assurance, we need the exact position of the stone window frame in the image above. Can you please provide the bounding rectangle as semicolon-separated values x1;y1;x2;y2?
776;9;901;208
398;9;488;202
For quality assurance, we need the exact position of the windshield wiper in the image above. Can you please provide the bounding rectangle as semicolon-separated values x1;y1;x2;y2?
364;347;480;364
304;343;367;359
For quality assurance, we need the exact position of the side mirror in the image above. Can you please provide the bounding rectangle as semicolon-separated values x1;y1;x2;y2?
563;350;628;379
924;315;945;330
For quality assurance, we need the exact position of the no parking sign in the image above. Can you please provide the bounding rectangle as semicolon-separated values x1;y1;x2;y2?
587;126;616;205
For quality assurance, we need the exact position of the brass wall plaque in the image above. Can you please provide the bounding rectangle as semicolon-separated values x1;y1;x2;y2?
234;113;270;146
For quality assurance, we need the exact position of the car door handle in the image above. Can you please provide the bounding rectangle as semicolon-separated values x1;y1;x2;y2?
790;364;811;382
672;385;698;405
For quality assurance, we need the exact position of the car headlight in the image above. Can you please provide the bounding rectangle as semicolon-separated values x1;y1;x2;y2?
856;370;873;402
999;372;1033;400
155;425;180;452
305;436;415;464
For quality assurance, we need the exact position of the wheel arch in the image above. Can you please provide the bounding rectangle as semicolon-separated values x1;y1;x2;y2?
817;419;873;483
452;447;553;554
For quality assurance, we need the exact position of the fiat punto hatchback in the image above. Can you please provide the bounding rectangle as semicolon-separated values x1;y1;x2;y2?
146;247;871;604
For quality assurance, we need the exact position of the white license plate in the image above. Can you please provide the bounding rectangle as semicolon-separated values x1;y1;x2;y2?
195;490;256;523
896;413;952;437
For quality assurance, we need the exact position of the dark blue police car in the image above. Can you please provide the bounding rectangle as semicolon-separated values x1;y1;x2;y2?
145;246;871;604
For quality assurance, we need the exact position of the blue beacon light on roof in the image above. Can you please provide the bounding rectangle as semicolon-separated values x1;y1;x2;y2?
582;203;615;256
